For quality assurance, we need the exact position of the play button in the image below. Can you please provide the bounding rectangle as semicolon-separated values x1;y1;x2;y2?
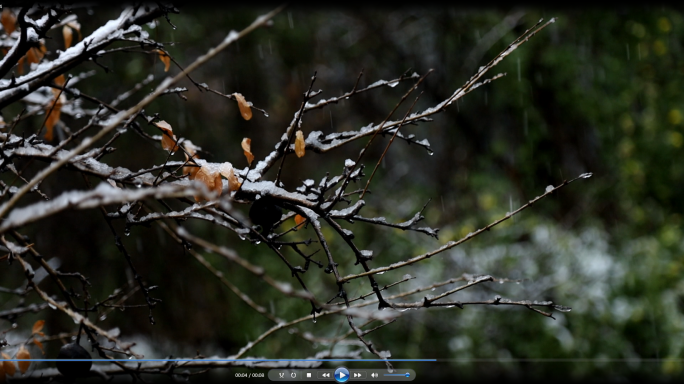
334;367;349;383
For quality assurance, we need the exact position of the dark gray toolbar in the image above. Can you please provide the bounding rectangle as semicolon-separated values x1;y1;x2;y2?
268;368;415;381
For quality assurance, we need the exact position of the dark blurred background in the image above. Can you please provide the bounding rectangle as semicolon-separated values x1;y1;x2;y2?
2;4;684;383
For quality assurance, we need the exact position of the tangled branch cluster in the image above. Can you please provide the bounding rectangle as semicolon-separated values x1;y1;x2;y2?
0;4;587;381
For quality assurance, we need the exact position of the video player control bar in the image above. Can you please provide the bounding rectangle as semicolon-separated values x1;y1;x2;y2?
268;368;416;381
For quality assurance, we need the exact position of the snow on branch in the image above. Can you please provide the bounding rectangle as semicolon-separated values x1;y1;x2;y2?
0;182;204;231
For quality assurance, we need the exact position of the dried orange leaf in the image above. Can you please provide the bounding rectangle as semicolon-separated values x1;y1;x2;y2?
233;93;252;121
154;120;173;131
26;48;37;65
241;137;254;166
240;138;251;152
66;21;82;40
16;346;30;374
1;353;16;377
62;25;73;49
183;140;199;158
154;120;179;152
54;74;66;87
294;130;305;158
32;338;45;354
16;55;24;75
44;95;64;141
66;21;81;32
182;140;200;177
161;135;177;152
185;164;200;179
31;320;45;334
193;166;222;202
183;144;200;178
155;49;170;72
219;162;241;192
212;171;222;196
218;162;233;179
184;163;200;178
194;167;212;186
26;44;46;65
1;8;16;35
294;214;306;228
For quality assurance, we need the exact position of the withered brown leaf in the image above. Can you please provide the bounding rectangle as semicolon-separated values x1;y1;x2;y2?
233;93;253;121
154;120;179;153
295;130;305;158
193;166;222;202
183;140;200;178
155;49;170;72
32;338;45;354
219;162;241;192
31;320;45;334
44;95;64;141
62;25;73;49
241;138;254;166
1;8;16;35
1;352;16;377
16;346;30;374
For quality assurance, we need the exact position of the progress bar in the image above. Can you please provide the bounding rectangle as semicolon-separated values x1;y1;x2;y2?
0;359;434;362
